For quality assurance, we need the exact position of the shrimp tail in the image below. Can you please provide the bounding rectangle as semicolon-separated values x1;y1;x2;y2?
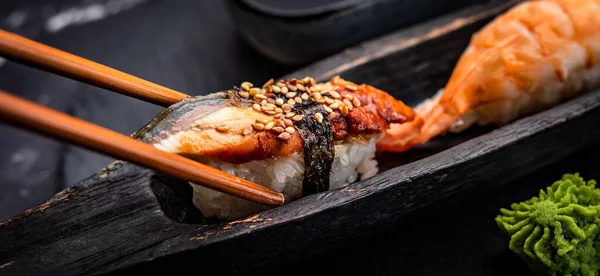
377;92;459;152
376;117;424;152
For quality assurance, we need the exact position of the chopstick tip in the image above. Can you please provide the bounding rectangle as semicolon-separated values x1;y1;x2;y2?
270;192;285;207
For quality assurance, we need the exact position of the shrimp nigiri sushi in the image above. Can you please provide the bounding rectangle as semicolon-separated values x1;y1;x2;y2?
377;0;600;152
133;76;415;219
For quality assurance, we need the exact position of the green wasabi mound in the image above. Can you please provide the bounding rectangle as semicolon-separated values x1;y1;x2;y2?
495;173;600;276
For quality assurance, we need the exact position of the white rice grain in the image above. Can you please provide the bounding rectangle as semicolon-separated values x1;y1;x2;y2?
188;135;380;220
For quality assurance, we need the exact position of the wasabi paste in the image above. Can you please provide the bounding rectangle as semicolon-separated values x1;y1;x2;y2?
495;173;600;276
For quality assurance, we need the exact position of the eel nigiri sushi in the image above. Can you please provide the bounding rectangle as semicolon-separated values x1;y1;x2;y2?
133;76;415;219
377;0;600;152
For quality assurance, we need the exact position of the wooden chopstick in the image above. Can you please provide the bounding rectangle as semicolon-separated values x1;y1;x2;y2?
0;90;285;207
0;29;188;107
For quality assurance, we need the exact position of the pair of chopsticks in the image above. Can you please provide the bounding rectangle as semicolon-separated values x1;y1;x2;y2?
0;29;284;207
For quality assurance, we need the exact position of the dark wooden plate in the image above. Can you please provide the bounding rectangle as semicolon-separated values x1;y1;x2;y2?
3;0;600;275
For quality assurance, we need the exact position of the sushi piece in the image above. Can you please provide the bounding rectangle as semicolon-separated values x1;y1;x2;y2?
133;76;415;219
377;0;600;152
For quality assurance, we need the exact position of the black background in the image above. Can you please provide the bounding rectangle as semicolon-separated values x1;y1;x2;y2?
0;0;598;275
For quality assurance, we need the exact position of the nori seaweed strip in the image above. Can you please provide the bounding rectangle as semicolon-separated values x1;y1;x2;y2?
293;102;334;196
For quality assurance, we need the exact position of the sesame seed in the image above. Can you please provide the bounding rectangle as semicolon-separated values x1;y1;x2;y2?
311;86;321;92
249;88;261;96
272;85;281;93
330;112;339;119
294;97;302;104
276;82;286;88
256;119;269;124
312;92;322;100
261;99;267;105
282;104;293;112
275;108;283;113
216;125;230;133
344;94;353;100
315;113;323;123
324;105;333;113
252;104;261;112
292;115;305;121
331;75;340;84
278;120;286;127
199;124;213;130
242;125;253;136
345;84;358;91
263;110;277;115
275;98;284;106
281;86;289;94
297;83;305;91
273;126;284;133
287;84;297;91
261;105;275;111
329;91;341;99
317;98;326;104
265;93;275;98
309;78;317;86
239;91;250;98
287;99;296;105
265;121;275;130
285;127;296;134
252;123;265;130
278;132;291;141
330;102;340;109
301;93;309;100
352;97;361;107
283;118;293;127
305;87;311;93
254;94;267;100
340;104;349;116
343;98;353;108
325;97;335;104
263;78;274;89
286;92;297;99
285;112;295;118
274;113;283;118
267;98;275;104
241;82;253;91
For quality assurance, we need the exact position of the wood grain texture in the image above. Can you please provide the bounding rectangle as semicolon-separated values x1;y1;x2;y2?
0;29;188;107
5;0;600;275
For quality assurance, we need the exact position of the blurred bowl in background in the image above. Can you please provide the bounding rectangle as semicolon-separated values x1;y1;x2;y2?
226;0;482;65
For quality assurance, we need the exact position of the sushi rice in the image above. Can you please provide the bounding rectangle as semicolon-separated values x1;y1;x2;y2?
188;135;380;219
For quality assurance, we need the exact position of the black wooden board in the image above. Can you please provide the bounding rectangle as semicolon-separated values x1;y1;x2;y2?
240;142;600;276
3;0;600;275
